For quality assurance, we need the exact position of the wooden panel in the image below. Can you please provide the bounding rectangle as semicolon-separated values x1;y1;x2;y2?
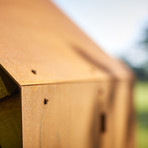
0;0;133;86
97;82;115;148
0;94;22;148
111;81;135;148
97;81;135;148
0;1;135;147
126;82;135;148
0;0;111;86
96;80;135;148
21;82;106;148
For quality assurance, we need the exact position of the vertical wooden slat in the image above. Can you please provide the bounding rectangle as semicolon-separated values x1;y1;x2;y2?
21;82;102;148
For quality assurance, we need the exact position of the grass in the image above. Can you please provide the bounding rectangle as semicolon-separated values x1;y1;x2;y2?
134;81;148;148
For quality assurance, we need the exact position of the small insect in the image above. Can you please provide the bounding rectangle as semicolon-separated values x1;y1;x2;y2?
44;98;49;105
31;69;37;75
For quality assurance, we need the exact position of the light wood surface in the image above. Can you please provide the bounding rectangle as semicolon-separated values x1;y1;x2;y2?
0;0;135;148
0;0;111;86
111;81;135;148
21;81;108;148
0;0;133;86
97;82;114;148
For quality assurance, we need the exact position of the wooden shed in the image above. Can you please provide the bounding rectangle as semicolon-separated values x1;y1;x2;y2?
0;0;135;148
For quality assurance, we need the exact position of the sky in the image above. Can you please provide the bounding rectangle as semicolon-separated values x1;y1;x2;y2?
52;0;148;58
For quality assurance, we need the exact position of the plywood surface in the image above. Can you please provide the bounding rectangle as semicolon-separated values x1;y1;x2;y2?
21;81;102;148
111;81;135;148
97;82;114;148
0;0;134;86
0;1;135;148
0;0;112;86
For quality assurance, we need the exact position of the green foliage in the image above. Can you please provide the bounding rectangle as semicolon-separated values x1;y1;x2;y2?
135;82;148;148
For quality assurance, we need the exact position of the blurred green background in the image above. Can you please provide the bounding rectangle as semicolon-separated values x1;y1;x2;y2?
127;21;148;148
135;82;148;148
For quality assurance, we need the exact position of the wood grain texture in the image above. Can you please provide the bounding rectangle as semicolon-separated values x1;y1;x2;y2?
97;82;115;148
0;0;111;86
97;81;135;148
0;94;22;148
21;81;108;148
0;0;133;86
111;81;135;148
0;0;135;148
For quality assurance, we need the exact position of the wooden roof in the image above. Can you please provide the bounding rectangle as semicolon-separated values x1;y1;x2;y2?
0;0;133;86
